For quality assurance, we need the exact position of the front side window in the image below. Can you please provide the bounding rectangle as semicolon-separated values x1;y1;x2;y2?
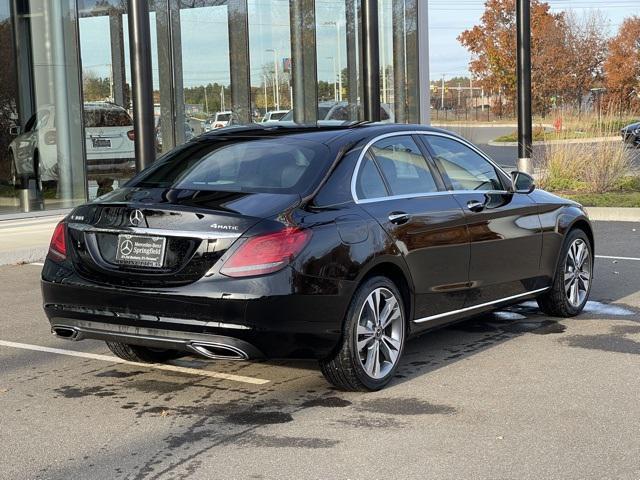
369;136;438;196
426;136;504;191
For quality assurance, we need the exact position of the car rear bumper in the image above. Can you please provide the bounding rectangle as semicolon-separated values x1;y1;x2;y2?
41;268;354;360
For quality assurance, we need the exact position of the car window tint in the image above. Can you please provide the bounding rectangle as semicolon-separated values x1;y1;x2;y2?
426;136;504;191
356;153;388;200
129;138;329;195
84;108;132;128
369;136;438;196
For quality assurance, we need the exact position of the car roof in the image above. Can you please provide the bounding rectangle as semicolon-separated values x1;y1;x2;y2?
196;123;456;147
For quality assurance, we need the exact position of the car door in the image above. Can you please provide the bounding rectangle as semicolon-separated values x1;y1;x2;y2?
421;133;543;306
353;133;470;321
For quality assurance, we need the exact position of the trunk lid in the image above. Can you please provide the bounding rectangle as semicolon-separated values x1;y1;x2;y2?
66;188;299;287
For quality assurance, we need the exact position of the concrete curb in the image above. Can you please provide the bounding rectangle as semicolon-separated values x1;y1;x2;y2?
488;136;621;147
0;247;48;266
585;207;640;223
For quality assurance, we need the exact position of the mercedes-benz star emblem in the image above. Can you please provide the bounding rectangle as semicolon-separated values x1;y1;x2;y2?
120;239;133;256
129;209;144;227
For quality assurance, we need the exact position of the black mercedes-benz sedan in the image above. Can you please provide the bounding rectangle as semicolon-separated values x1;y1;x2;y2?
42;124;594;391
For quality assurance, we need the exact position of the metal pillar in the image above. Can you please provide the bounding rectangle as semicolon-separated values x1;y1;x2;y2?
391;0;406;123
227;0;252;124
155;1;185;152
109;11;126;107
290;0;318;124
361;0;380;122
128;0;155;171
516;0;533;174
345;0;358;120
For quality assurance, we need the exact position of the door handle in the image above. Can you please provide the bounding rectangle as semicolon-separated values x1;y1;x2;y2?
388;212;411;225
467;200;486;213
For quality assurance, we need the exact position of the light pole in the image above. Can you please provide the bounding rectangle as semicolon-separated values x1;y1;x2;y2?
327;56;337;101
263;75;269;113
323;21;342;101
516;0;533;174
266;48;280;110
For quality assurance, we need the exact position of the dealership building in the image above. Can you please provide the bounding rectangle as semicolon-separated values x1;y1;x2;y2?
0;0;430;219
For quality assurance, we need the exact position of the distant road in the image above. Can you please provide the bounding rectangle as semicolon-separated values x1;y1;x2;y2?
441;125;640;170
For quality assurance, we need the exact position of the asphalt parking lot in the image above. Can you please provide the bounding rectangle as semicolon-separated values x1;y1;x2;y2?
1;221;638;480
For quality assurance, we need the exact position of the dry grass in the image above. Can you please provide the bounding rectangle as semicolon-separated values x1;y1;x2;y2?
535;138;632;194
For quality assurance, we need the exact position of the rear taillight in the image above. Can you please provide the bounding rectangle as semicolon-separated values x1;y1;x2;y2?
127;129;135;141
219;228;312;278
44;130;57;145
48;222;67;261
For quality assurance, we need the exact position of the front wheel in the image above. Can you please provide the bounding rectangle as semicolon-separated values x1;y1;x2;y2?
537;229;593;317
320;276;406;391
106;342;183;363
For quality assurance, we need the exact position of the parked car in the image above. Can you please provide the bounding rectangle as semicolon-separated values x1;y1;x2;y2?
621;121;640;147
203;111;232;131
279;101;394;124
155;118;195;151
9;102;136;185
261;110;289;123
42;124;594;391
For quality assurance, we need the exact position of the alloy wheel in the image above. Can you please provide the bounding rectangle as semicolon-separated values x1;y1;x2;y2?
356;287;403;379
564;238;591;308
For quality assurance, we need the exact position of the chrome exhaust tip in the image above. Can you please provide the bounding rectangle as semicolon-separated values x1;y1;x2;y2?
52;326;79;340
188;342;248;360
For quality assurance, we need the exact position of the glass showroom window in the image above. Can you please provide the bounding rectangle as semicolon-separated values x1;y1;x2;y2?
378;0;419;123
315;0;362;122
78;1;138;199
1;0;85;214
248;0;292;123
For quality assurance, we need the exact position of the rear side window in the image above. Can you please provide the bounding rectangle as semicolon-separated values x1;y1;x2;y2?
84;108;133;128
128;138;329;195
369;136;438;196
355;154;388;200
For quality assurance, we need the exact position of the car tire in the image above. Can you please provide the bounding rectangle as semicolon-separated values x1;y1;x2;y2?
319;276;406;391
105;342;183;363
537;228;593;317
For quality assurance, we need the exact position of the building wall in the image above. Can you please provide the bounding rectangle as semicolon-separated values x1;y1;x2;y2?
0;0;428;218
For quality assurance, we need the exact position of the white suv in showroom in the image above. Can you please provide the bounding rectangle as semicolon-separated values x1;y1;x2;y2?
9;102;136;192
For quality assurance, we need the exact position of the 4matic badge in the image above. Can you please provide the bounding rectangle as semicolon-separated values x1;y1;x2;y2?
210;223;239;231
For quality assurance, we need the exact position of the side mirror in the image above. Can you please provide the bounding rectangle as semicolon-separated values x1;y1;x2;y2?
9;125;21;136
510;171;536;194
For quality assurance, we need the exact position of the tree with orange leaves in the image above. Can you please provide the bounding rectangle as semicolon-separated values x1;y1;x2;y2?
458;0;604;116
604;16;640;112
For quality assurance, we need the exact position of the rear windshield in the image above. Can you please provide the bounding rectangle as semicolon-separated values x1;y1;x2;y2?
269;111;287;120
84;108;132;128
127;137;330;195
216;113;231;122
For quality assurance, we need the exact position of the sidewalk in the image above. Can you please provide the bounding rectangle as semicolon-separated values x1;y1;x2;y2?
0;216;63;265
0;208;637;266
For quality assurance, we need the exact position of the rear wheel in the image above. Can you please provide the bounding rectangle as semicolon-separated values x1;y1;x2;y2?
106;342;183;363
320;276;406;391
537;229;593;317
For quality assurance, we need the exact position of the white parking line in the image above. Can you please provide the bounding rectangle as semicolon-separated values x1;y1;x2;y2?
596;255;640;262
29;262;44;266
0;340;269;385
